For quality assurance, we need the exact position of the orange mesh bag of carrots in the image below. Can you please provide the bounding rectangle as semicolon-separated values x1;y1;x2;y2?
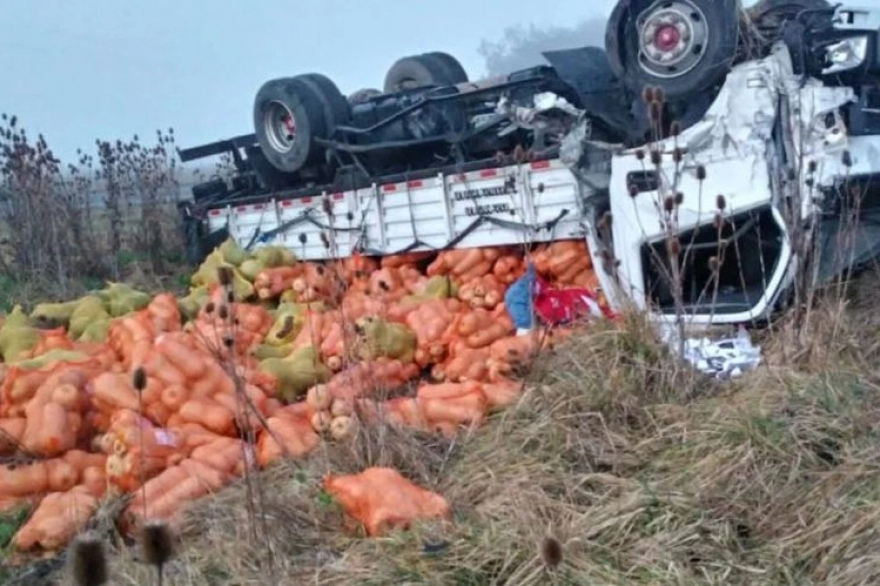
285;263;331;303
255;265;303;299
323;467;450;536
102;409;184;492
405;298;464;367
332;255;379;293
455;307;513;350
256;404;321;466
19;379;90;457
416;381;489;432
20;327;75;360
480;379;524;410
458;274;505;310
108;310;156;370
2;360;100;419
529;239;594;286
189;436;249;477
319;320;357;371
492;252;525;285
122;457;231;533
367;267;408;302
381;251;433;269
190;285;273;352
12;485;99;551
1;451;105;511
341;292;393;322
145;293;183;333
427;248;502;283
323;358;419;402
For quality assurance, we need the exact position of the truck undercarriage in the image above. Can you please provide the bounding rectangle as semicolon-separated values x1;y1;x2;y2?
178;0;880;326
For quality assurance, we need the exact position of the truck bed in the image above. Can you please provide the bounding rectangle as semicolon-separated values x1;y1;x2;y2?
207;157;602;261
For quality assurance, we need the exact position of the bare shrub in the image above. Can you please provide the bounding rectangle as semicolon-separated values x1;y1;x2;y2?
0;115;184;303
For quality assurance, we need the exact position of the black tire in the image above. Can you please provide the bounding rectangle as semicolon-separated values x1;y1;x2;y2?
605;0;740;101
383;52;469;93
297;72;352;132
421;51;469;84
253;75;329;173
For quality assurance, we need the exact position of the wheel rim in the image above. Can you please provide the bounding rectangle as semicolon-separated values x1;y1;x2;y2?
264;100;297;153
636;0;709;79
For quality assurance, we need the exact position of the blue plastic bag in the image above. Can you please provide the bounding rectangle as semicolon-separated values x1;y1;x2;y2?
504;262;537;329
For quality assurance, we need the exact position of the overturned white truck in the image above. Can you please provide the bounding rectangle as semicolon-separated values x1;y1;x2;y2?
177;1;880;326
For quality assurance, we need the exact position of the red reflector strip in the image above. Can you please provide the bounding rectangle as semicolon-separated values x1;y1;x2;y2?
208;209;222;216
480;169;498;178
235;206;247;212
407;180;423;188
280;200;293;207
382;184;397;193
333;192;344;200
301;197;312;204
253;203;264;210
531;160;551;170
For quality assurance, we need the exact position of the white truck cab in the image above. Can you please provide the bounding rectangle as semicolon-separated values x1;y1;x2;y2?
584;4;880;325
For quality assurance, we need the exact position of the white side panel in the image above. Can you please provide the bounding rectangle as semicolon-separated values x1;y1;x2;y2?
213;160;590;260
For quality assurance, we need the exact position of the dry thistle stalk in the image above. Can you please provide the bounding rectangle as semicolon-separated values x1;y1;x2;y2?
672;146;683;163
139;519;175;586
132;366;147;393
69;532;108;586
540;535;563;570
648;101;662;124
217;265;234;288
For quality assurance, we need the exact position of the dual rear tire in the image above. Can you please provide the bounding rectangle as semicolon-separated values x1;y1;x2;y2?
254;53;470;175
253;73;349;174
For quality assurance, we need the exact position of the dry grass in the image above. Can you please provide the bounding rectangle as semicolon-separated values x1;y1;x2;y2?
3;271;874;585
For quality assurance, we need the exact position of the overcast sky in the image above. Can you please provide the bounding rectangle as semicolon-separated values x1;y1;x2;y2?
2;0;621;162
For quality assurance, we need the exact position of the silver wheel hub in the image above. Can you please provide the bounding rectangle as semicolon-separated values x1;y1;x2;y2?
264;100;297;153
636;1;709;79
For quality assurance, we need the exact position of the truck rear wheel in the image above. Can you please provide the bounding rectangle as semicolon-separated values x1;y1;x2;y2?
383;52;469;93
605;0;739;102
253;74;345;173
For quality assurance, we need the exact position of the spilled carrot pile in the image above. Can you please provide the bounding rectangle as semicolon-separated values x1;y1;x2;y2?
0;239;603;551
